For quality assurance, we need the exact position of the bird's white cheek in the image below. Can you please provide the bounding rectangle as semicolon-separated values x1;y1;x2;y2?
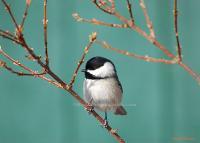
87;62;115;77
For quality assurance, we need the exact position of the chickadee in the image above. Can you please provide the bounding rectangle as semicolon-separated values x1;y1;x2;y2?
82;56;127;126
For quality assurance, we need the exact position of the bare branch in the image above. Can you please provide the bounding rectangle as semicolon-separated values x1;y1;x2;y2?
0;46;45;76
109;0;115;11
96;40;177;64
72;13;128;28
0;30;21;44
174;0;182;62
88;1;200;84
0;46;61;87
92;0;114;14
43;0;49;66
126;0;134;24
20;0;31;29
0;29;16;39
139;0;155;38
2;62;35;76
179;62;200;85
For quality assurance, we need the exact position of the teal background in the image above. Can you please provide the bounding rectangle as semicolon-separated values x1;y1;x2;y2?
0;0;200;143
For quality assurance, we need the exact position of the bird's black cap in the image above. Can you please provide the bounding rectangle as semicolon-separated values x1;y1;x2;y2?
85;56;114;71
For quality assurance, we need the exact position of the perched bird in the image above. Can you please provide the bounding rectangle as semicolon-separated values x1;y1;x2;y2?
82;56;127;126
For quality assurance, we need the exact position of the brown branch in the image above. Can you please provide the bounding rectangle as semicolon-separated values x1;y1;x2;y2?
0;46;61;88
174;0;182;62
1;61;28;76
139;0;155;38
109;0;115;12
72;13;128;28
126;0;134;24
20;0;31;30
0;30;21;44
43;0;49;66
92;0;114;14
88;1;200;84
0;29;16;39
0;46;45;76
2;63;40;76
1;59;61;88
69;32;97;89
178;62;200;85
96;40;177;64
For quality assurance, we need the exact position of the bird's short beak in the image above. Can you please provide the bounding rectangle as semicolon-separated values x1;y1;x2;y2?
81;69;86;72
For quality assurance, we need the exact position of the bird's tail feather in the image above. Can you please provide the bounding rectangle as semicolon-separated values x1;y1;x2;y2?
114;106;127;115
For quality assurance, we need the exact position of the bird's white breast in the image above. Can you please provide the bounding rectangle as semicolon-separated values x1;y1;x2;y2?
83;78;122;112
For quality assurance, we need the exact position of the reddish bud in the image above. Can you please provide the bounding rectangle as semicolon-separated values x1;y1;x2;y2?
26;0;31;6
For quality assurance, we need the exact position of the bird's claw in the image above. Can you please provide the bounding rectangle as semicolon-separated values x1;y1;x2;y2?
103;120;108;128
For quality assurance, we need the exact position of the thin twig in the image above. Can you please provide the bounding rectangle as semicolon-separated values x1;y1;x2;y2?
69;32;97;88
0;29;16;39
96;40;177;64
109;0;115;12
178;62;200;85
0;30;21;44
43;0;49;66
174;0;182;62
93;0;114;14
72;13;128;28
1;60;61;87
126;0;134;24
0;47;46;76
0;47;61;87
2;63;35;76
1;60;25;76
1;0;20;33
20;0;31;29
139;0;155;38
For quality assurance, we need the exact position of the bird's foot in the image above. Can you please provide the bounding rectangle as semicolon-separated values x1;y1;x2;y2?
85;103;94;114
103;119;108;128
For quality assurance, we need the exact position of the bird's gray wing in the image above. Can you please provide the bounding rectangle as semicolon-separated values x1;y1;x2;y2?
115;75;123;93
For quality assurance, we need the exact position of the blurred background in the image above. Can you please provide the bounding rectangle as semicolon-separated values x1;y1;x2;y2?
0;0;200;143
